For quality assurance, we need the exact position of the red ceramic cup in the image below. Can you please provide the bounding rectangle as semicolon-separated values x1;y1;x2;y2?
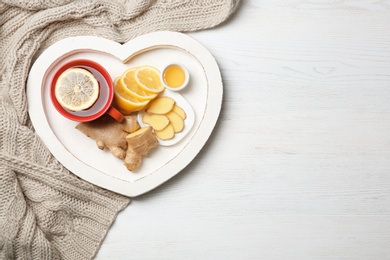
50;59;123;122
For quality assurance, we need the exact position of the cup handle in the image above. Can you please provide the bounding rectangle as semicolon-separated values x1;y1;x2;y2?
106;106;124;122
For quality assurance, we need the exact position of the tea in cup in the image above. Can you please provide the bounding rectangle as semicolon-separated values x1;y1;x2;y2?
50;59;123;122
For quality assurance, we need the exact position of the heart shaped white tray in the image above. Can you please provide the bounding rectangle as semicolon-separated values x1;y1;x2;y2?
27;31;222;197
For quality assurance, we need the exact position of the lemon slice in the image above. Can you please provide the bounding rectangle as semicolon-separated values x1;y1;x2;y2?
55;68;99;111
114;82;149;114
134;66;165;94
120;67;157;101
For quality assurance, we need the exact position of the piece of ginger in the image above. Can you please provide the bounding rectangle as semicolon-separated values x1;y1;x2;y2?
146;96;175;114
172;105;186;120
124;126;157;171
76;115;139;160
154;124;175;140
142;113;170;131
166;111;184;133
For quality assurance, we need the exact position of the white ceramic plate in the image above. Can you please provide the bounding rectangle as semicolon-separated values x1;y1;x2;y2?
27;31;222;197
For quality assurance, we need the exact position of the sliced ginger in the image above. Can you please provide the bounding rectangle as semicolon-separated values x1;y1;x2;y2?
166;111;184;133
142;96;187;141
142;113;169;131
154;124;175;140
146;96;175;114
172;105;186;120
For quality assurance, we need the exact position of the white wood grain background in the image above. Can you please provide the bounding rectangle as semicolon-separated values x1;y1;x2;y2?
96;1;390;259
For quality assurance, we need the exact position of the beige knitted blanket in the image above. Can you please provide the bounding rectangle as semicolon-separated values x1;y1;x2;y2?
0;1;239;259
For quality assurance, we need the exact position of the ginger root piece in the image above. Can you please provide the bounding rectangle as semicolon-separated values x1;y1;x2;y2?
124;126;158;171
172;105;186;120
142;113;170;131
76;115;140;160
146;97;175;114
166;111;184;133
120;116;141;133
154;124;175;140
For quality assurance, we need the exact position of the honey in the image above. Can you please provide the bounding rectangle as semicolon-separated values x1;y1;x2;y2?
163;65;186;88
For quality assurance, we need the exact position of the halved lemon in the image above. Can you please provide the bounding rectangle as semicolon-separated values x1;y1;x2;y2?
55;68;99;111
134;66;165;93
114;83;149;114
120;67;158;101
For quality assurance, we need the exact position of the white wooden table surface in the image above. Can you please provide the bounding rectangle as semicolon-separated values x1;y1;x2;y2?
96;1;390;259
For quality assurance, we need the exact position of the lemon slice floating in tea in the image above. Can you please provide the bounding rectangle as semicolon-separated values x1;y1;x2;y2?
55;68;99;111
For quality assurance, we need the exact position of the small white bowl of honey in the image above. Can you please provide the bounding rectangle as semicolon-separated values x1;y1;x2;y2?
161;63;189;91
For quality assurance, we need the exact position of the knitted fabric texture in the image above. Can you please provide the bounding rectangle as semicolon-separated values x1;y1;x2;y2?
0;0;239;259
